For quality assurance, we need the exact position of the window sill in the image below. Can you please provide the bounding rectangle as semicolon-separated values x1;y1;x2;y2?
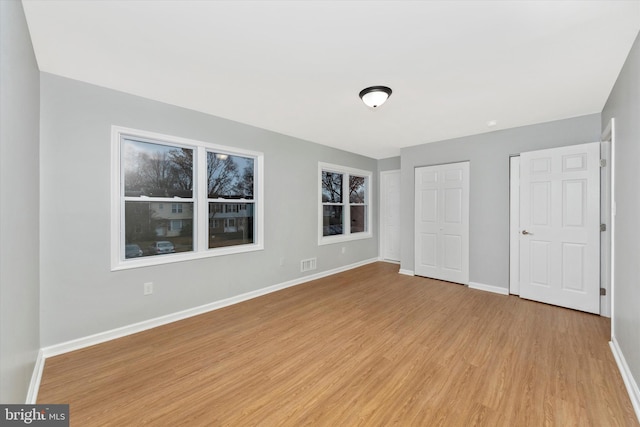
111;243;264;271
318;232;372;246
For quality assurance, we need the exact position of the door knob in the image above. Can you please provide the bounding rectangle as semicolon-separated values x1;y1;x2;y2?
521;230;532;235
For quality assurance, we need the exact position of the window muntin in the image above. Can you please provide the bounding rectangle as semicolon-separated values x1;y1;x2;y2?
112;127;263;270
319;163;372;244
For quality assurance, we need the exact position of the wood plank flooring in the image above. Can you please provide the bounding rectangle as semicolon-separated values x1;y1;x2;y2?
38;262;638;426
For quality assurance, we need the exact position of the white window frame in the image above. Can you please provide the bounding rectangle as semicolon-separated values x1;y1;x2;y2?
111;126;264;271
318;162;372;245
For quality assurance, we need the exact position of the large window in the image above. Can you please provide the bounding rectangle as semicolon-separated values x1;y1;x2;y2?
112;127;263;270
319;163;372;244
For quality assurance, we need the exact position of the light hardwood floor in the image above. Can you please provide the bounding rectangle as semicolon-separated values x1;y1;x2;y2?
38;262;638;426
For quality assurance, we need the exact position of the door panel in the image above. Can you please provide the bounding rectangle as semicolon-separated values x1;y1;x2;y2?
444;188;462;223
530;240;550;286
415;162;469;284
421;189;437;222
561;243;584;291
531;182;551;225
420;234;437;267
519;142;600;314
443;234;462;271
563;180;585;226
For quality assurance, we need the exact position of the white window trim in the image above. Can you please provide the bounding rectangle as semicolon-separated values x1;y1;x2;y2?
111;126;264;271
318;162;372;245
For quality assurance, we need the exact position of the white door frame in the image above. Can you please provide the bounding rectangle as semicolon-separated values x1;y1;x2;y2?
379;169;401;263
601;118;616;323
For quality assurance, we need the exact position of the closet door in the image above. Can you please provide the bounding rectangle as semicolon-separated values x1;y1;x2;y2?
414;162;469;284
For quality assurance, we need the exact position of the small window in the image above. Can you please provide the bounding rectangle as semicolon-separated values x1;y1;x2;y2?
112;126;264;270
319;163;372;244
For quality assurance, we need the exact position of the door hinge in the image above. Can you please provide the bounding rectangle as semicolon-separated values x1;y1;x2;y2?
600;288;607;296
600;223;607;232
600;159;607;167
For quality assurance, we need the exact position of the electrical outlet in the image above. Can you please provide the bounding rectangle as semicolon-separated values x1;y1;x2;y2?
144;282;153;295
341;246;346;254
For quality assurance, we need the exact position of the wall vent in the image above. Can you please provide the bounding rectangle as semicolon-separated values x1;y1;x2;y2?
300;258;317;272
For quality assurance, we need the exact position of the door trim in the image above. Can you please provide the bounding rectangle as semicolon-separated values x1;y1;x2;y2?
602;118;615;322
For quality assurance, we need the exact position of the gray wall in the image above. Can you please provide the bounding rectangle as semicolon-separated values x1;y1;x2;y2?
400;114;601;289
0;0;41;403
378;156;401;172
39;74;378;347
602;32;640;394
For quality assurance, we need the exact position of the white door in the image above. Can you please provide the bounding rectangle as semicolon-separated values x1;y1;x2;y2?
509;156;521;295
380;170;401;262
415;162;469;284
519;142;600;314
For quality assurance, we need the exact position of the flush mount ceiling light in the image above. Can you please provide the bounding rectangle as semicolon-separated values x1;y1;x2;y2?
359;86;392;109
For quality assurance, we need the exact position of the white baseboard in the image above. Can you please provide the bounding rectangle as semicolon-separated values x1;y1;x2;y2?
468;281;509;295
610;338;640;422
377;257;400;265
41;257;378;360
399;269;414;276
25;349;45;404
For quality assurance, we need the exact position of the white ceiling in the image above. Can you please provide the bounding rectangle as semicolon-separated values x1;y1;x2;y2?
22;0;640;159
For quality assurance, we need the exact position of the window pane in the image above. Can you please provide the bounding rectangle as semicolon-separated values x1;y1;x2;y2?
209;202;254;248
349;175;366;203
322;171;343;203
124;201;193;258
350;205;367;233
323;205;343;236
123;139;193;198
207;152;254;199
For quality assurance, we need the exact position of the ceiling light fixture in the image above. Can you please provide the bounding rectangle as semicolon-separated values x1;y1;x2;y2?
359;86;392;109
